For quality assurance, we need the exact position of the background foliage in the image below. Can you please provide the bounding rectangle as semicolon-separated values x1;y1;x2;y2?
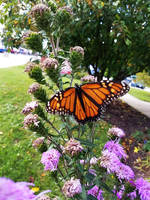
0;0;150;80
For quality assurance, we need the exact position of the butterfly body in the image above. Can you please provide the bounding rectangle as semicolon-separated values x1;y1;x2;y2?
46;81;129;124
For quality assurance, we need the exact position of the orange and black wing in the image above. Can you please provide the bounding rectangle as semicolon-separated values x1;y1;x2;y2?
78;80;130;123
46;87;76;115
46;81;129;124
46;87;88;123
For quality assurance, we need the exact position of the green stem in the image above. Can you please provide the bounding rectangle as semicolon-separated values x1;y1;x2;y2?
46;118;61;135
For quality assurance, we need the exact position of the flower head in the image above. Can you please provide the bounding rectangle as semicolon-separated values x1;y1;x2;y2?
31;4;50;17
90;157;98;165
62;178;82;198
104;140;127;160
22;101;39;115
108;127;125;138
22;31;32;41
28;83;40;94
36;194;51;200
127;191;137;200
32;137;45;148
81;75;97;82
88;185;104;200
0;177;35;200
63;138;83;156
89;169;97;176
60;60;72;75
99;150;120;173
41;149;61;171
41;58;58;70
58;6;73;15
70;46;84;56
24;62;36;73
115;163;134;181
23;114;39;128
135;178;150;200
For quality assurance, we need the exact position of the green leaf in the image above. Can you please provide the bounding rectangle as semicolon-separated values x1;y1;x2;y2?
85;172;95;183
75;138;96;148
125;38;132;46
76;162;84;174
87;195;97;200
80;185;87;200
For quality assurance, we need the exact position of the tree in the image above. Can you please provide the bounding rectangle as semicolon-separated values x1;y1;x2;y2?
0;0;150;80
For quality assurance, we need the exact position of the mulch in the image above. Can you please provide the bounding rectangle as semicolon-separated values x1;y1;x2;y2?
103;100;150;178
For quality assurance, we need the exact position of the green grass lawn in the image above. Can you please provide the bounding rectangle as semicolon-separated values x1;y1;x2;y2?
0;65;111;198
0;66;63;198
129;88;150;102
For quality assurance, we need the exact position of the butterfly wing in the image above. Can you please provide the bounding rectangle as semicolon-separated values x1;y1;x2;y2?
78;81;130;123
81;81;129;104
46;87;76;115
46;87;87;123
47;81;129;124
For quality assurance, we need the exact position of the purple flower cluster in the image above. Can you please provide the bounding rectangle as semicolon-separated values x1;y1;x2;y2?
135;178;150;200
100;141;134;181
100;150;121;173
62;178;82;198
88;185;104;200
104;140;127;160
127;191;137;200
116;163;134;181
0;177;35;200
108;127;125;138
22;101;39;115
41;149;61;171
63;138;83;156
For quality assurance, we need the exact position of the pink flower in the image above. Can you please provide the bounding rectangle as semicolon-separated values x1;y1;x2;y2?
63;138;83;156
62;178;82;198
58;6;73;15
108;127;125;138
90;157;98;165
28;83;40;94
60;60;72;75
32;137;45;148
99;150;120;173
31;4;50;17
70;46;84;56
81;75;97;82
41;149;61;171
23;114;39;128
41;58;58;70
22;101;39;115
24;62;36;72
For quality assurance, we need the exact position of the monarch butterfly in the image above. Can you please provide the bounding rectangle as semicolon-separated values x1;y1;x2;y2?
46;80;129;124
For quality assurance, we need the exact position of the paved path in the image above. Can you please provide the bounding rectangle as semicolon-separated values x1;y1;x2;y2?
120;93;150;118
0;53;34;68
